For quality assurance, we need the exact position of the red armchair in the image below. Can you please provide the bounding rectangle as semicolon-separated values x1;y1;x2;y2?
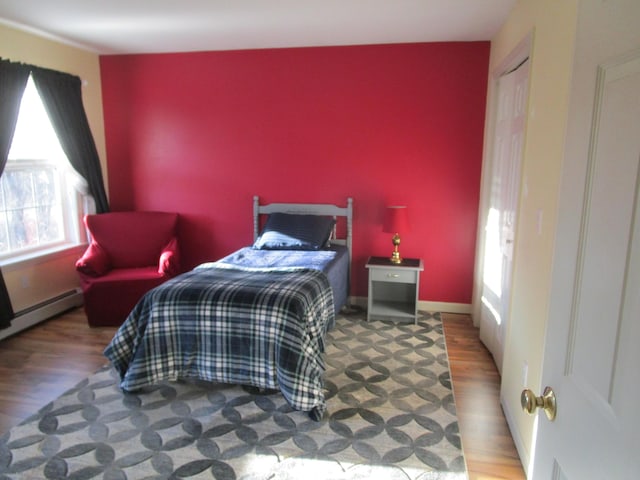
75;211;180;327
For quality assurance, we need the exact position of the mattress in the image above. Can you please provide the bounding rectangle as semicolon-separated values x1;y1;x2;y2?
211;245;349;313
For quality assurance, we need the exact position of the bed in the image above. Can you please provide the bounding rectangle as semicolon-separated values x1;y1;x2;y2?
104;196;353;421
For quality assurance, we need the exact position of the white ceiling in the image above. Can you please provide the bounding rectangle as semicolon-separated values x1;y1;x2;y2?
0;0;515;55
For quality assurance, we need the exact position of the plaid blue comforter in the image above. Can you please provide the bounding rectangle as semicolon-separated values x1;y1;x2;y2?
104;262;335;420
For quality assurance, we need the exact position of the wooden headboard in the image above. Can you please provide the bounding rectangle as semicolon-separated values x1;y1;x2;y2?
252;195;354;280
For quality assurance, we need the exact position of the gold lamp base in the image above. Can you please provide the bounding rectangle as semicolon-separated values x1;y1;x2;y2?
390;233;402;264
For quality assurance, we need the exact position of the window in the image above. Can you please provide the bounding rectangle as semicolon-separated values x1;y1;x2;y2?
0;76;85;261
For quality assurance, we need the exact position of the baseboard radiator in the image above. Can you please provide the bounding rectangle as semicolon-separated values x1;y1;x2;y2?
0;289;83;341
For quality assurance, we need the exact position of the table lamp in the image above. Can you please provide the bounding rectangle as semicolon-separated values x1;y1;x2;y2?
383;205;409;264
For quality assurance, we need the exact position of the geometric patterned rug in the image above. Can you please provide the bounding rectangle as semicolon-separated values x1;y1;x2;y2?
0;311;467;479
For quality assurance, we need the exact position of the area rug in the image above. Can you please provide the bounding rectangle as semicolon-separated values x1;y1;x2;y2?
0;311;467;479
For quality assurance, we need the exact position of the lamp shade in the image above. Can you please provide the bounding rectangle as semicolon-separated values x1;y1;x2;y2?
383;206;409;234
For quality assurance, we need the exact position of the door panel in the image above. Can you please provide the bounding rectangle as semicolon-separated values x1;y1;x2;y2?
570;63;640;400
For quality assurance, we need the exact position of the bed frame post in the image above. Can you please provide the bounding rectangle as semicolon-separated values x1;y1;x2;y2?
346;197;353;259
253;196;260;242
346;197;353;297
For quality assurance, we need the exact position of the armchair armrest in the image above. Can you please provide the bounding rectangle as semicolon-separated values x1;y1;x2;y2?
158;237;180;276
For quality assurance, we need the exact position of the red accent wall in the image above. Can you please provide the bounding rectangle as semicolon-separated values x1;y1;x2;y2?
100;42;489;303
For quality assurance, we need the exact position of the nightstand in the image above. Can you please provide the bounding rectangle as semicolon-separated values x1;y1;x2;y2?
366;256;424;324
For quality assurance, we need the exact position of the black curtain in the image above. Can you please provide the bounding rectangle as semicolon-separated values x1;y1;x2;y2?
31;66;109;214
0;59;30;329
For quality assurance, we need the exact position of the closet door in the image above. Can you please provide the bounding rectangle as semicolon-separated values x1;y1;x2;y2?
479;58;529;372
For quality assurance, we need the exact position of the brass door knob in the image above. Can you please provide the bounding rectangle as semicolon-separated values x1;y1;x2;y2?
521;386;557;421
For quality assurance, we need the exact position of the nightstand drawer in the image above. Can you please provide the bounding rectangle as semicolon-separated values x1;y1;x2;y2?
370;268;416;283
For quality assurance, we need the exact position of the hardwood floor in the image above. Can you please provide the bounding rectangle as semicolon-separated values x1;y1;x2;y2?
0;308;525;479
442;313;526;479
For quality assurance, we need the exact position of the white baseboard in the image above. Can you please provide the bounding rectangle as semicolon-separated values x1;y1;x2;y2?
349;296;471;315
0;290;83;341
418;300;472;315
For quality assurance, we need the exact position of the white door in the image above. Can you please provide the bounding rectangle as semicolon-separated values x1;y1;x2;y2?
479;58;529;373
531;1;640;477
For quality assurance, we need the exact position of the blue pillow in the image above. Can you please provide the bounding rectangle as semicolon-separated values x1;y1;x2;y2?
254;213;335;250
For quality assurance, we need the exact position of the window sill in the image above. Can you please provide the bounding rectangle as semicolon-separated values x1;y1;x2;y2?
0;244;87;272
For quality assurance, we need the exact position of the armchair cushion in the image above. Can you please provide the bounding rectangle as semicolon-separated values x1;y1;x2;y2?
75;241;110;277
